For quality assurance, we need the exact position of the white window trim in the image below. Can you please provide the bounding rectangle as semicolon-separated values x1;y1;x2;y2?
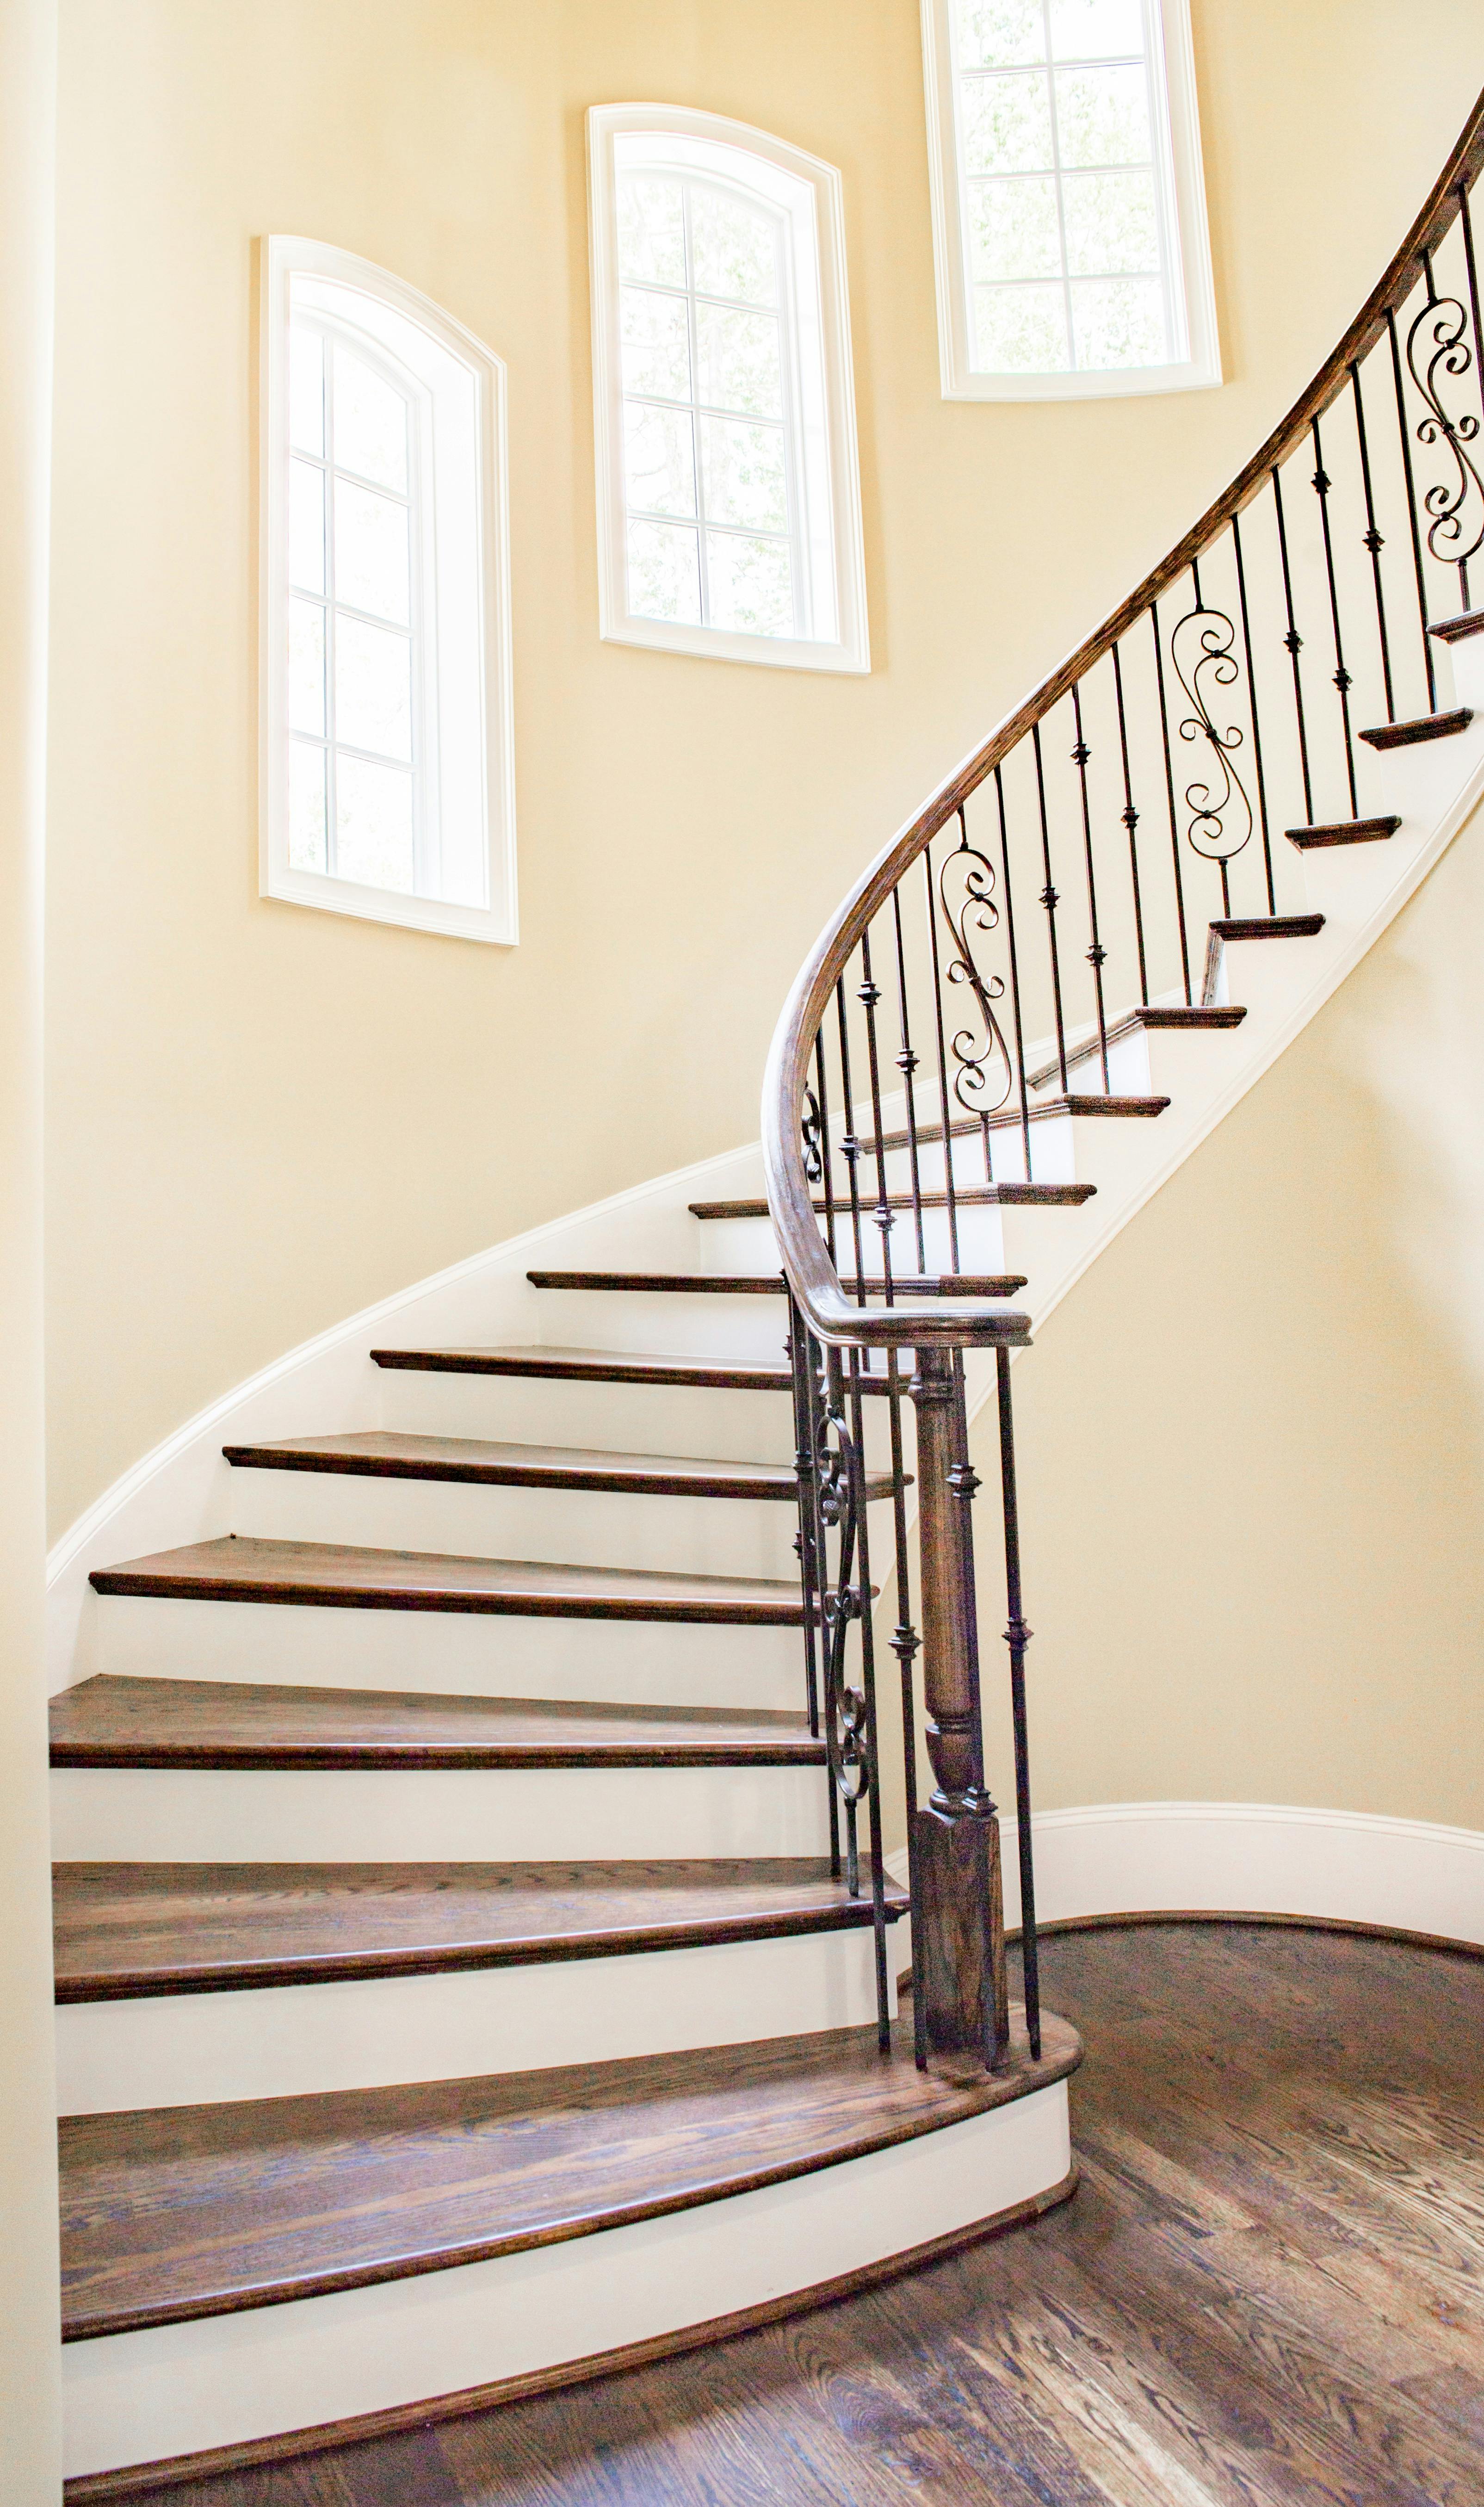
920;0;1220;402
587;104;870;674
259;235;518;945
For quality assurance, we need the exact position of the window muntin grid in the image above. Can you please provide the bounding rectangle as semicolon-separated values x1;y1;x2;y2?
952;0;1181;377
616;169;808;641
285;320;429;897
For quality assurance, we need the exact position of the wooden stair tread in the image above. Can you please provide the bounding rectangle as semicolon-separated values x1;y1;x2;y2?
88;1536;809;1624
526;1268;1026;1297
53;1857;907;2001
58;2005;1081;2340
1359;706;1473;748
1428;607;1484;644
1286;813;1401;848
370;1344;798;1391
847;1096;1170;1156
1026;1007;1246;1091
691;1189;1092;1220
221;1430;893;1503
49;1675;824;1770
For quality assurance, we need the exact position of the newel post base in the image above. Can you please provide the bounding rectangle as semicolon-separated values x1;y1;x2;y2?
912;1797;1009;2069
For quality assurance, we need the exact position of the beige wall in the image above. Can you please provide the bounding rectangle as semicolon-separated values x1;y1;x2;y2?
46;0;1484;1537
974;786;1484;1838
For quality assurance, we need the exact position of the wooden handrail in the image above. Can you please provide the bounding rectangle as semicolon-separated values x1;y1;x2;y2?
763;82;1484;1352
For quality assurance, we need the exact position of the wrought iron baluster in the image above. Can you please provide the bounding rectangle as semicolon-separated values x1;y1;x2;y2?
935;806;1016;1184
1351;359;1396;724
993;767;1033;1185
1272;462;1315;827
1070;682;1110;1090
1310;414;1359;816
846;1339;890;2050
1111;640;1151;1000
1150;601;1193;1004
786;1290;822;1748
1171;557;1253;919
1031;725;1070;1088
809;1031;838;1270
800;1320;841;1882
858;926;896;1325
1230;510;1276;913
1461;186;1484;592
1409;243;1484;616
890;888;929;1275
994;1345;1040;2061
835;976;869;1307
923;842;963;1272
1388;303;1440;709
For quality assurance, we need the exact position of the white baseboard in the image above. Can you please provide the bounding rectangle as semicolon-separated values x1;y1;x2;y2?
886;1801;1484;1949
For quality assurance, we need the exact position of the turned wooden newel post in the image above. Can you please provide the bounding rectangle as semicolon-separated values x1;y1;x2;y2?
909;1345;1009;2069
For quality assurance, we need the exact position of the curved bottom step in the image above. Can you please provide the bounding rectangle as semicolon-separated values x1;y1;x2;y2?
62;2006;1079;2487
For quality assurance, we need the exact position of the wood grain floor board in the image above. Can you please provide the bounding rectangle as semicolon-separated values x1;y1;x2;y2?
82;1925;1484;2506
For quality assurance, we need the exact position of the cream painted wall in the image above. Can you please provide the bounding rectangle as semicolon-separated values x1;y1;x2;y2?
44;0;1484;1535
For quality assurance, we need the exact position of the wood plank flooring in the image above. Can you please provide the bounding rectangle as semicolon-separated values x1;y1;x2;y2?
107;1922;1484;2505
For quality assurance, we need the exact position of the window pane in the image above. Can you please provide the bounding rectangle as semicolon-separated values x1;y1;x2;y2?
617;173;686;286
706;532;795;637
290;326;325;456
335;753;414;892
620;287;691;402
959;70;1055;175
287;598;326;736
955;0;1045;69
1054;64;1152;167
1062;168;1157;274
334;477;411;625
626;517;702;623
288;740;327;872
1049;0;1145;59
333;345;409;492
689;186;779;308
289;458;325;594
698;416;788;532
623;399;697;518
335;614;413;761
967;177;1062;282
1070;274;1167;366
695;303;783;418
973;281;1071;371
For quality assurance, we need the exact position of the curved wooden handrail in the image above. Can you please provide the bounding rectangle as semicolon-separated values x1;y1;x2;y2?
763;83;1484;1353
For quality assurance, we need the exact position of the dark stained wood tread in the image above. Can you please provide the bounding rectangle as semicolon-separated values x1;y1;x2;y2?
58;2003;1081;2339
855;1095;1169;1155
1286;812;1401;848
371;1344;798;1392
49;1676;826;1772
220;1430;900;1504
1203;912;1324;1005
1026;1005;1246;1090
87;1537;810;1625
690;1187;1094;1220
53;1858;908;2002
1359;705;1473;747
526;1269;1028;1300
1428;605;1484;643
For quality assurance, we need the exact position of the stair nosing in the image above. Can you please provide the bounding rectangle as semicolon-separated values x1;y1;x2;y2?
221;1433;832;1502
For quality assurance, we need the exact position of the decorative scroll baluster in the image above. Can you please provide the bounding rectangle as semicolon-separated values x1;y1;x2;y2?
1151;601;1193;1003
1171;558;1253;918
923;844;963;1271
1311;414;1360;816
1032;725;1070;1088
1070;683;1111;1091
1388;303;1441;708
1351;359;1397;724
993;767;1034;1184
1462;188;1484;565
1230;511;1276;912
1272;463;1315;828
1408;244;1484;614
1111;641;1151;1000
936;807;1016;1179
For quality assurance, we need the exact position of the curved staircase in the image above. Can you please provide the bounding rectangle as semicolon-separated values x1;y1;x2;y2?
50;86;1484;2494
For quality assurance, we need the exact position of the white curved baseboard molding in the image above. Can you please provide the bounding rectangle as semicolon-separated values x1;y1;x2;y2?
890;1801;1484;1950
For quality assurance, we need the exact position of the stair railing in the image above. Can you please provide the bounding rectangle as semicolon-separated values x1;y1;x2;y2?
764;88;1484;2074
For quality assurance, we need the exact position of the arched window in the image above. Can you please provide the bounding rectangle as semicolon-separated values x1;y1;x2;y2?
921;0;1219;400
260;238;517;942
587;107;869;673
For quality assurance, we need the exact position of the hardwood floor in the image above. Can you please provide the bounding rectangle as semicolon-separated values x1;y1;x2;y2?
103;1922;1484;2505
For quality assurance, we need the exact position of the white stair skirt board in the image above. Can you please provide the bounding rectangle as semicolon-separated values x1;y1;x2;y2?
56;1928;892;2116
49;1764;832;1865
60;2080;1071;2480
91;1596;805;1715
888;1802;1484;1948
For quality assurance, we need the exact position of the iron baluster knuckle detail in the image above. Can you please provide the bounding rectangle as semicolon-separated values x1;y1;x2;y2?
1170;595;1254;866
937;825;1014;1120
948;1460;981;1502
800;1086;824;1185
1407;289;1484;569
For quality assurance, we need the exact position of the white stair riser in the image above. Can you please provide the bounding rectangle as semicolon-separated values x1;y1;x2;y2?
60;2080;1071;2479
90;1593;807;1711
228;1467;804;1581
49;1763;831;1862
376;1365;798;1464
531;1286;792;1361
56;1927;893;2114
